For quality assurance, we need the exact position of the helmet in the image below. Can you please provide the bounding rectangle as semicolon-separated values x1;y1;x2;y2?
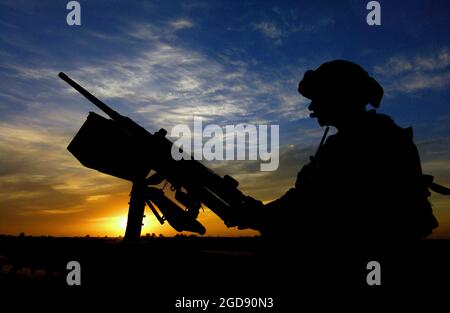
298;60;383;108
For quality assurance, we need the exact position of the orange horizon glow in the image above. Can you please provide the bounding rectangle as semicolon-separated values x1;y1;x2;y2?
0;161;448;239
1;191;448;239
0;185;260;237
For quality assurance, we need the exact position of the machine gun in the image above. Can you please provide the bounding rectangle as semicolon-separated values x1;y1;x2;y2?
59;73;261;241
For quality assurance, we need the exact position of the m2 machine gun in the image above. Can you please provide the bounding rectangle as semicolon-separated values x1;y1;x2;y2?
59;73;260;241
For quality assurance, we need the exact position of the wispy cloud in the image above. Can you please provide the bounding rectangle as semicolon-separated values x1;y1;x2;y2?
375;50;450;75
21;208;85;216
0;0;449;238
170;18;194;30
252;22;283;40
251;10;335;45
127;18;194;43
206;144;315;201
51;24;309;128
0;17;312;232
374;49;450;94
0;116;129;215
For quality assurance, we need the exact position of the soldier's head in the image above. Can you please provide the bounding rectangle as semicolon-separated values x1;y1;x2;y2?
298;60;383;127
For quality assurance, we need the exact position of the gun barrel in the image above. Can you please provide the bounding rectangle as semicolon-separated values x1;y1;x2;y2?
58;72;122;121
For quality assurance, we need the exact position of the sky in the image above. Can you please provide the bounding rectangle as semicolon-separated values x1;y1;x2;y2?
0;0;449;238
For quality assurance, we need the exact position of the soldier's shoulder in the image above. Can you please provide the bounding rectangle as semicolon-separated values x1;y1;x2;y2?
368;110;396;128
368;111;413;139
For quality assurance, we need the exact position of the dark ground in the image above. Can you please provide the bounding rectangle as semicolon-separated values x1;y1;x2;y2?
1;235;449;311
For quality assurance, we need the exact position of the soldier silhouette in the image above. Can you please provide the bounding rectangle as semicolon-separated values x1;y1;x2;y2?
246;60;438;244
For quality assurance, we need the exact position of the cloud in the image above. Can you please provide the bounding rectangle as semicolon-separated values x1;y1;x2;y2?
250;9;335;45
252;22;282;39
181;1;209;10
127;18;193;43
1;15;313;129
374;49;450;94
128;23;161;41
375;50;450;75
205;145;315;201
394;72;450;93
0;115;129;218
0;16;313;235
21;208;85;216
52;26;309;129
170;19;194;30
418;138;450;183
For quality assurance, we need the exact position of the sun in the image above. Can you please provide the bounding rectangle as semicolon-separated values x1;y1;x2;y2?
119;215;128;233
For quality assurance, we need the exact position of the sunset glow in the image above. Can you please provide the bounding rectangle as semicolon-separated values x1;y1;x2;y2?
0;1;449;238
